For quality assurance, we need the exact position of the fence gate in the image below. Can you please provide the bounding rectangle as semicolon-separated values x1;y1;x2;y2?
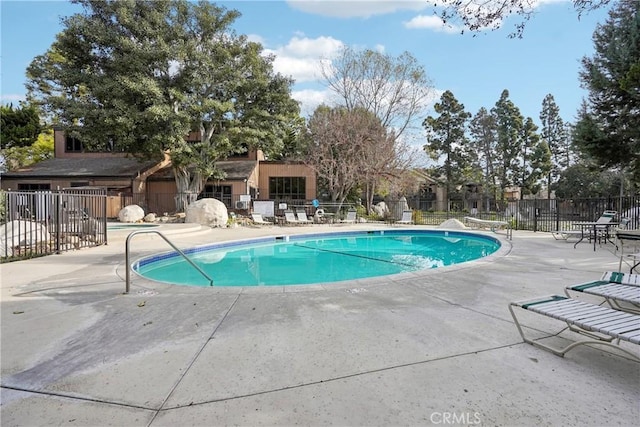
1;189;108;262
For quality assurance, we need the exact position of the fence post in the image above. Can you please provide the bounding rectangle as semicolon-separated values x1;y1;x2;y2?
54;191;61;254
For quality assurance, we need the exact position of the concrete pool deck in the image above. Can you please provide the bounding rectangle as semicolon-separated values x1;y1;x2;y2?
1;223;638;426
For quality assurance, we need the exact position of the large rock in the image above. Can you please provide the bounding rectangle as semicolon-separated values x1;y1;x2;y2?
372;202;389;218
438;218;467;229
0;220;51;257
118;205;145;223
185;198;228;228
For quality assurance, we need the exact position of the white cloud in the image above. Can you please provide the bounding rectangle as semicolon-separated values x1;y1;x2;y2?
374;44;385;53
403;15;462;33
246;33;266;45
286;0;428;18
1;94;25;103
292;88;338;117
265;36;344;83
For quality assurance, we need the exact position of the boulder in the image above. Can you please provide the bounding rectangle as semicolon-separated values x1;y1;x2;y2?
438;218;467;229
118;205;145;223
372;202;389;218
0;220;51;257
143;213;157;223
185;198;228;228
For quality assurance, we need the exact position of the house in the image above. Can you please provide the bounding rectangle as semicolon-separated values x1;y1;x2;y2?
0;128;317;218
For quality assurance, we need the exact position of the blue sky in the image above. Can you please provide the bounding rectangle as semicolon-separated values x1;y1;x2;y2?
1;0;610;132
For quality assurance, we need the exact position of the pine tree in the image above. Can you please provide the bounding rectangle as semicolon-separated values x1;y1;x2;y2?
423;90;471;211
575;0;640;184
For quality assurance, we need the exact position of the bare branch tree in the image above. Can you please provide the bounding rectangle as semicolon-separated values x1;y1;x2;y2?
434;0;612;38
320;47;434;140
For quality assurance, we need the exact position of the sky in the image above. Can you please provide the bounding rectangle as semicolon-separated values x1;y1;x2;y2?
1;0;612;151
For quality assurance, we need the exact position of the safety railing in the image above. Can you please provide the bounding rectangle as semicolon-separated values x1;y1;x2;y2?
124;230;213;293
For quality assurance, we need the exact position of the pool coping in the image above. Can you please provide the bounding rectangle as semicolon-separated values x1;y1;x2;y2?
127;228;511;293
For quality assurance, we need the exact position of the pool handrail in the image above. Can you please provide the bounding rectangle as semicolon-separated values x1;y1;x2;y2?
125;230;214;293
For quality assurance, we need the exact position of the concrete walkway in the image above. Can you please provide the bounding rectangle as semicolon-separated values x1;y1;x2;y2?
1;223;638;426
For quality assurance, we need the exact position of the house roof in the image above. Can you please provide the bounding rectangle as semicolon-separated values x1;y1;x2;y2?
1;157;160;179
148;160;258;181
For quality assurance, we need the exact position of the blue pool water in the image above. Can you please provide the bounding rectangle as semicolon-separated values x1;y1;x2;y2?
134;230;500;287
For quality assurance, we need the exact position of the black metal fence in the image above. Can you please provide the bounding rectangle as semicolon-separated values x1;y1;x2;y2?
404;196;640;231
1;189;108;262
2;187;637;262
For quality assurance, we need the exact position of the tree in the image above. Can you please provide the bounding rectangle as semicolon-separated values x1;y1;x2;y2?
539;94;571;190
423;90;471;211
469;107;498;209
0;103;51;172
519;118;551;197
1;103;42;149
2;129;54;172
491;90;523;201
26;0;299;211
434;0;612;37
554;163;622;198
320;47;434;140
574;0;640;183
305;106;392;211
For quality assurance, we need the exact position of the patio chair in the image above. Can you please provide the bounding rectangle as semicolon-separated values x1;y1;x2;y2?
397;210;413;225
565;279;640;314
296;210;313;224
251;213;273;226
339;210;357;224
509;294;640;360
284;211;300;225
552;210;617;241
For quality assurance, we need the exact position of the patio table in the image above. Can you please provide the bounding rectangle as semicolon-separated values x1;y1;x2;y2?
573;221;619;251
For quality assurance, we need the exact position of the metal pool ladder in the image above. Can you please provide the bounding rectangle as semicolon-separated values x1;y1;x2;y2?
124;230;214;293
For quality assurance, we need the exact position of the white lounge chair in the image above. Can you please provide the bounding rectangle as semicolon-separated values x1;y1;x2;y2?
296;210;313;224
509;295;640;360
396;210;413;225
340;210;357;224
464;216;512;240
601;271;640;286
565;279;640;314
251;213;273;226
284;211;300;225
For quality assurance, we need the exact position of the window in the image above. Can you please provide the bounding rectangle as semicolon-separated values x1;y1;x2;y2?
200;185;232;207
65;136;83;152
70;182;90;187
269;177;306;200
17;183;51;191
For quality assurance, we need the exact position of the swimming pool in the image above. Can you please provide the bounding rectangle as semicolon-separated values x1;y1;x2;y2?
133;230;501;287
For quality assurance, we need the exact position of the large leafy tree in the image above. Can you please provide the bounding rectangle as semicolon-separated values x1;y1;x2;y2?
2;129;54;172
574;0;640;184
422;90;471;210
491;90;523;200
1;103;42;149
0;103;52;172
26;0;299;210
